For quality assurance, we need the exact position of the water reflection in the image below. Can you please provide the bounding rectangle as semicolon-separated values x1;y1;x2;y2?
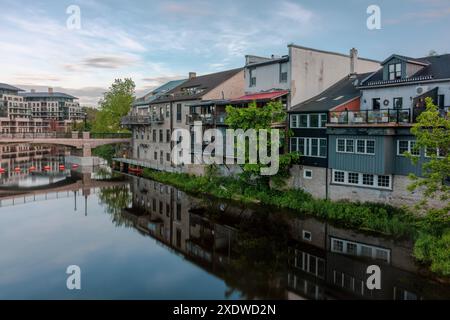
119;175;450;300
1;151;449;299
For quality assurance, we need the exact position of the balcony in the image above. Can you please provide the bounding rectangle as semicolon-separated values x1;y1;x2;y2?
121;115;151;126
149;114;164;124
185;112;227;126
328;109;412;126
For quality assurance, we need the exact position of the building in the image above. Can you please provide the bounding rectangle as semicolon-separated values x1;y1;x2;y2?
238;46;380;111
289;53;449;208
20;88;84;132
120;68;244;173
288;73;372;198
1;83;84;134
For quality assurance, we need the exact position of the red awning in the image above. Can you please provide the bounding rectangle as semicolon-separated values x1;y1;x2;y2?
230;90;289;103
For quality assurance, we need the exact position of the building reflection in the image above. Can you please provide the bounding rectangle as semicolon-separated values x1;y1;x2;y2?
121;175;450;300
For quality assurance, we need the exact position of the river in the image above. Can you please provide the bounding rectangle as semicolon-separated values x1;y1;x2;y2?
0;151;449;300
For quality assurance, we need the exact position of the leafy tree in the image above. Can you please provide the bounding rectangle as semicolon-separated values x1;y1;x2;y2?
408;97;450;214
92;78;135;133
225;101;299;187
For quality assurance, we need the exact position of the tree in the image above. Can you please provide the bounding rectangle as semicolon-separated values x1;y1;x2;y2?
408;97;450;214
225;101;299;187
92;78;135;133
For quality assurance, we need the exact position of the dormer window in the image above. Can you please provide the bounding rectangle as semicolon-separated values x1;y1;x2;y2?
388;63;402;80
249;68;256;87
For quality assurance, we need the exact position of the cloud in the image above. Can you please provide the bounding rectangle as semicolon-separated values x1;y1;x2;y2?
277;1;315;24
79;56;138;69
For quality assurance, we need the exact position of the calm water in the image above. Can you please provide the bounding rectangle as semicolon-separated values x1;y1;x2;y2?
1;154;450;300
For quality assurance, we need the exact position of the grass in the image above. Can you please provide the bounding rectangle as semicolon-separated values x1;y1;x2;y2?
142;168;418;238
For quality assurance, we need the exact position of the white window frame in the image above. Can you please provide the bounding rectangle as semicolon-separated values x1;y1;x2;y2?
292;113;327;129
355;139;376;155
303;169;313;179
331;170;392;190
293;137;327;158
336;138;358;154
397;140;419;156
331;237;391;264
425;147;445;159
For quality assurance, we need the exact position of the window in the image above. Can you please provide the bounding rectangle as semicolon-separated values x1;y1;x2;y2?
377;175;391;188
293;137;327;158
334;170;345;183
166;153;171;162
176;103;182;122
355;139;375;155
166;129;171;143
249;68;256;87
393;97;403;109
293;113;327;128
280;62;288;83
348;172;359;184
345;139;354;153
159;129;163;142
362;174;374;186
302;230;312;241
303;169;313;179
425;147;445;158
397;140;419;156
388;63;402;80
166;105;170;117
438;95;445;108
332;239;344;252
337;139;345;152
154;152;157;160
299;114;308;127
332;170;392;190
152;130;156;142
290;115;298;128
372;98;381;110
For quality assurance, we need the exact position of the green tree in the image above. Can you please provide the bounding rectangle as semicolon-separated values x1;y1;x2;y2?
225;101;299;187
92;78;135;133
408;97;450;214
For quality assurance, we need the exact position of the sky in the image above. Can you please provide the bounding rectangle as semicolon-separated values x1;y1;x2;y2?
1;0;449;106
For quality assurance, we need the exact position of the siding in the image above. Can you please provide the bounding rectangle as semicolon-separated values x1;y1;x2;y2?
328;135;390;175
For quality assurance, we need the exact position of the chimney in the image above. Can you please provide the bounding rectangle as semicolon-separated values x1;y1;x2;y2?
350;48;358;75
189;72;196;79
48;87;54;94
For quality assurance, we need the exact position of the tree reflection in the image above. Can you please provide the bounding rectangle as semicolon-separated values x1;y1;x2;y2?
98;185;133;227
224;211;290;300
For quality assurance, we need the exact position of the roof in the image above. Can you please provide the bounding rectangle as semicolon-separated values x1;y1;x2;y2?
287;44;380;63
246;56;289;68
186;99;230;107
361;54;450;87
230;90;289;103
380;54;429;66
133;79;187;106
289;73;372;113
0;83;24;92
19;92;77;99
150;68;243;104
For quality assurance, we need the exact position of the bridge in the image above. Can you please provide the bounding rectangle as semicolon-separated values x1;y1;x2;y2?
0;132;131;156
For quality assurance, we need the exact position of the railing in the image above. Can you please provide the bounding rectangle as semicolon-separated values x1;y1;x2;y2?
186;113;214;125
185;113;227;125
0;132;131;139
328;109;412;125
121;115;151;126
149;114;164;124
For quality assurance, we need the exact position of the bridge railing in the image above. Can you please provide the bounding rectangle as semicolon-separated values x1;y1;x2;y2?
90;132;132;139
0;132;132;140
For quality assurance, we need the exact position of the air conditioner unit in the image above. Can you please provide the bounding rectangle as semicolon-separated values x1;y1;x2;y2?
415;86;428;95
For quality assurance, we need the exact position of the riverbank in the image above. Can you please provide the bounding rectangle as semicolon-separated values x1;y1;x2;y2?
138;167;450;278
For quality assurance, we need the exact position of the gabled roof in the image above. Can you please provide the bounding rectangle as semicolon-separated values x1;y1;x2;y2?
0;83;24;92
289;73;372;113
380;54;430;66
151;68;243;104
19;92;77;99
231;90;289;103
133;79;187;107
360;54;450;87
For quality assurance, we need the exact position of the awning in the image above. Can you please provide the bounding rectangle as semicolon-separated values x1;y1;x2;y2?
230;90;289;103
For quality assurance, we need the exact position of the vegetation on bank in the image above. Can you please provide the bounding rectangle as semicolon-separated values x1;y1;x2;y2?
142;168;417;237
140;167;450;276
